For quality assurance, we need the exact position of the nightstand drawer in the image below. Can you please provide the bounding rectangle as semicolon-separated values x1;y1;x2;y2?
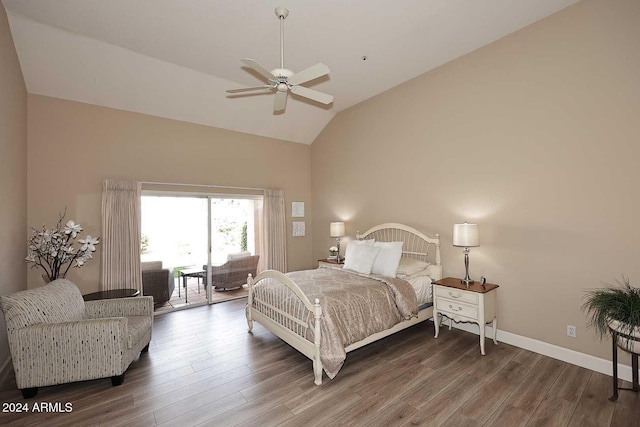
438;300;478;319
435;286;479;305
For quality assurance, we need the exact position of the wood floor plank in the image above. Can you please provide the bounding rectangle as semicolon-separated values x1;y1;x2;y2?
448;353;542;425
524;395;579;427
485;356;567;425
201;383;303;426
157;392;246;426
232;403;295;427
279;388;362;427
400;341;521;426
111;411;158;427
440;413;483;427
610;380;640;427
542;363;592;403
357;399;418;427
324;362;433;426
0;298;634;427
567;372;616;427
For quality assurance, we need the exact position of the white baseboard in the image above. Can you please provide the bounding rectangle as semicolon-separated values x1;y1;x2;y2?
444;320;637;383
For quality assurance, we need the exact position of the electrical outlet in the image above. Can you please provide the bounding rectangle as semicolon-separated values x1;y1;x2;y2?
567;325;577;338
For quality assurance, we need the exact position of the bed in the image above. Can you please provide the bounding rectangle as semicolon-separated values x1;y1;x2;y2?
245;223;442;385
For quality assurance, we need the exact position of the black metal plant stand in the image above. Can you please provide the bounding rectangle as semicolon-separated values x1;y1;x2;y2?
609;326;640;402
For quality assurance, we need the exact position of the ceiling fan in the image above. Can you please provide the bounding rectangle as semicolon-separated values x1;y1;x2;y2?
226;7;333;113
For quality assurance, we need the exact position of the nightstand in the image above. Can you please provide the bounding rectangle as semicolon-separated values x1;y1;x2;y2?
318;258;344;269
432;277;499;355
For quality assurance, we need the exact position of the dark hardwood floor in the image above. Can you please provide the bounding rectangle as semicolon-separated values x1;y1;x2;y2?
0;299;638;426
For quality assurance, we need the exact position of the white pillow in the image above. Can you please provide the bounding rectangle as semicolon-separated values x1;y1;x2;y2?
404;275;433;304
348;239;375;247
396;258;430;277
371;241;403;277
343;245;380;275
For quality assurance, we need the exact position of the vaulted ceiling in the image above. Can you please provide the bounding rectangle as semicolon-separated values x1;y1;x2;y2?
3;0;579;144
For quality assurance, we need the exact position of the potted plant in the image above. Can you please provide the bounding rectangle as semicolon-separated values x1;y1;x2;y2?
582;277;640;352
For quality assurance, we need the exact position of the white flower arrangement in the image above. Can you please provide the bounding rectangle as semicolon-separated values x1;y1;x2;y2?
26;211;100;282
329;246;338;256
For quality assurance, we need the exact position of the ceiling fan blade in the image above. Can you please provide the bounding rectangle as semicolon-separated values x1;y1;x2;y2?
290;85;333;105
288;63;330;85
226;85;273;94
241;58;277;82
273;91;288;112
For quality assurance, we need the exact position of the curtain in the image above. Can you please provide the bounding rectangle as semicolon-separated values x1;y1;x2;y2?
101;180;142;292
262;188;287;272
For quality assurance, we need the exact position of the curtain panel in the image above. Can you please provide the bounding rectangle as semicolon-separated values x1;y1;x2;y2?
262;189;287;272
101;180;142;292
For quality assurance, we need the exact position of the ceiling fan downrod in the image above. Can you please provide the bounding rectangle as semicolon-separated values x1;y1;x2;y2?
276;8;288;71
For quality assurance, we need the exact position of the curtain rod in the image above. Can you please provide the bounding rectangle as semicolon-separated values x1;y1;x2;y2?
139;181;266;192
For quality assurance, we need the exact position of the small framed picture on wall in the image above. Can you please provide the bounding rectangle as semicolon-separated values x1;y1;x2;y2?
292;202;304;218
292;221;305;237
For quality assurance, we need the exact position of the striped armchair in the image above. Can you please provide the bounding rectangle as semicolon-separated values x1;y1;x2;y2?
0;279;153;399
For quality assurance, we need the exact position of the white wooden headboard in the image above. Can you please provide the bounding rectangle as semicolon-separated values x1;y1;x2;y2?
356;222;442;280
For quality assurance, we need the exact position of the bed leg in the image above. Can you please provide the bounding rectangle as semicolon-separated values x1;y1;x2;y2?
313;297;322;386
313;357;323;386
245;305;253;332
246;274;254;332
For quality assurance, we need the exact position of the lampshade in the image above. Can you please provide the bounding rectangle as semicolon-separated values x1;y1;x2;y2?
453;223;479;247
330;221;346;238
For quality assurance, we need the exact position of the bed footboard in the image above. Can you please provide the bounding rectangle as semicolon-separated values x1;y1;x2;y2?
246;270;323;385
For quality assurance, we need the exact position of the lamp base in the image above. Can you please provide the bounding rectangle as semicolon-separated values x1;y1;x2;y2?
461;249;474;288
460;278;474;288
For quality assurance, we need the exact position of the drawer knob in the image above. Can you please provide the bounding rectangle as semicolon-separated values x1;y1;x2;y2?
448;291;460;298
448;304;462;312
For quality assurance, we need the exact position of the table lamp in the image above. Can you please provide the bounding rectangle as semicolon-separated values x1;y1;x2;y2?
453;223;479;287
330;222;346;262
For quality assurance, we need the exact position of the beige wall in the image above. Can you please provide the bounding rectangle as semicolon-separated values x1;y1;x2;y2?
27;95;313;294
311;0;640;362
0;5;27;369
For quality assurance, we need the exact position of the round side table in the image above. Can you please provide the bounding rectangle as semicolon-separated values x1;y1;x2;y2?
82;288;140;301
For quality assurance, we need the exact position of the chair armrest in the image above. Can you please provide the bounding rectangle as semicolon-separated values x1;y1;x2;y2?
9;319;129;388
84;296;153;319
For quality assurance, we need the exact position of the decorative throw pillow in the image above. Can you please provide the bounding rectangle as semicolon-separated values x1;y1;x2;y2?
396;258;430;277
343;245;380;275
371;241;403;277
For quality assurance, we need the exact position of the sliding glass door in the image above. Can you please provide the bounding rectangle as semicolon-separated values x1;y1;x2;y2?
141;192;262;311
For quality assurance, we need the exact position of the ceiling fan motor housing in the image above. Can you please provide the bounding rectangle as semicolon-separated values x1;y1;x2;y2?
271;68;294;81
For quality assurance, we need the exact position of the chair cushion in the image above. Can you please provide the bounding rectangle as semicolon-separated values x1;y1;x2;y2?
127;316;152;349
0;279;85;331
141;261;163;271
227;251;251;261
